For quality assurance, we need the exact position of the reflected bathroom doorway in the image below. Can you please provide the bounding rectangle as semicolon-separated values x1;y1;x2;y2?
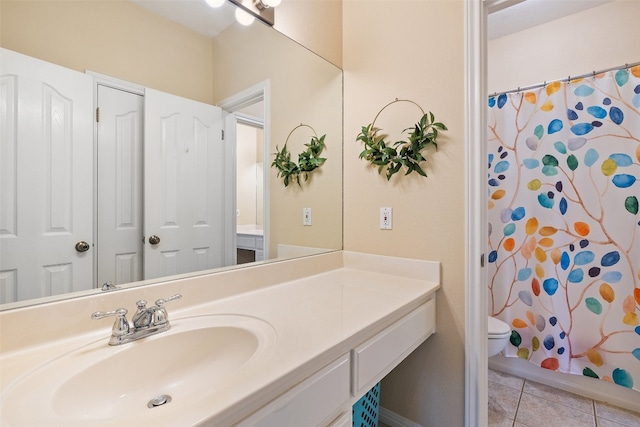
234;113;265;265
219;81;270;267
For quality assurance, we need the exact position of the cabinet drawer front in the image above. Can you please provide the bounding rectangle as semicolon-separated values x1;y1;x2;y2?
327;412;351;427
351;298;436;395
237;235;257;249
249;354;350;427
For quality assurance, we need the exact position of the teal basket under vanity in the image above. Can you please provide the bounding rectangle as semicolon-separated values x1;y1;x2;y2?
352;382;380;427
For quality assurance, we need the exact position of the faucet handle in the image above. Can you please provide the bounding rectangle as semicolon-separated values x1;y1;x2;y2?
153;294;182;326
92;308;130;340
91;307;128;320
155;294;182;307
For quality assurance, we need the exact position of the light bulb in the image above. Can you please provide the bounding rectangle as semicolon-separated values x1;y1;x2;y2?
261;0;281;7
235;8;255;26
204;0;225;8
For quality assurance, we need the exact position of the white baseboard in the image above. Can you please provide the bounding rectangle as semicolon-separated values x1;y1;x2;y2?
489;355;640;413
379;407;424;427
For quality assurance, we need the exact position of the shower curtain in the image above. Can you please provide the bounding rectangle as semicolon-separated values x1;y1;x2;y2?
487;65;640;392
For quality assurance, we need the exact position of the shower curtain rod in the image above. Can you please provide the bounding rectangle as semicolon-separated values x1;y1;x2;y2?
490;61;640;97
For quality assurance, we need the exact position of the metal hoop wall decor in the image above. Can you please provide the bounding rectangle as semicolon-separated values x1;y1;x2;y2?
272;123;327;187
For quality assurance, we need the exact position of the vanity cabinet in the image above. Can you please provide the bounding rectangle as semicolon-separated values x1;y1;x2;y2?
235;297;436;427
351;298;436;396
237;355;351;427
237;234;264;261
327;412;352;427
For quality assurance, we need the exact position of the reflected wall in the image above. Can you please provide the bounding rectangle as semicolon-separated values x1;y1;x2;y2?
212;22;343;257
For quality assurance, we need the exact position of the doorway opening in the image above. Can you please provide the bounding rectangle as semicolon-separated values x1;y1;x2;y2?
234;113;265;265
218;80;271;266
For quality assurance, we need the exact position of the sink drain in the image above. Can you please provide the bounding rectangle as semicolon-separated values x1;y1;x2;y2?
148;394;172;408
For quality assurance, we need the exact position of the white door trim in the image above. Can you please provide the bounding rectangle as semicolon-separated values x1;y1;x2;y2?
465;1;489;427
87;71;145;96
217;80;271;262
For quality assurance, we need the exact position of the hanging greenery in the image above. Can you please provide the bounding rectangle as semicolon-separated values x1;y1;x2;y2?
272;124;326;187
357;99;447;180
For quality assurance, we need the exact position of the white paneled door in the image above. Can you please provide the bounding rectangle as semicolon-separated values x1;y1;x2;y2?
96;85;144;287
144;89;225;280
0;49;94;303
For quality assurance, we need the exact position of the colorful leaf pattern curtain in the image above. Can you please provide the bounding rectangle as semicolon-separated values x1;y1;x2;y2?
487;66;640;392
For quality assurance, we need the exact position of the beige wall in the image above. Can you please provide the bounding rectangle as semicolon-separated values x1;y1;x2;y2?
0;0;215;104
488;1;640;94
212;22;343;256
275;0;343;67
343;1;465;425
236;124;261;226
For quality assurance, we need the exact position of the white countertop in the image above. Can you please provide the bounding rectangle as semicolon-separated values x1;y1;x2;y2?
236;224;264;237
0;251;439;426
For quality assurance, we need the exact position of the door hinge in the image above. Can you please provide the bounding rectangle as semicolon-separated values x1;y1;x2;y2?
96;107;100;123
221;129;225;140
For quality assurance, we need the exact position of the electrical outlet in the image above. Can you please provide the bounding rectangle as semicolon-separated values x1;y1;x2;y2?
303;207;312;226
380;207;392;230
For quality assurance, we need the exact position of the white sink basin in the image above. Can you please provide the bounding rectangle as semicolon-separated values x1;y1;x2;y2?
1;314;276;426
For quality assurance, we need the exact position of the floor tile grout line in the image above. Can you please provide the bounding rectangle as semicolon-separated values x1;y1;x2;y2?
521;378;602;419
514;378;602;427
511;378;526;427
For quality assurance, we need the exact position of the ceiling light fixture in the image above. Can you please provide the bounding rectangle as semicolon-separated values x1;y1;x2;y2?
255;0;281;9
204;0;225;8
234;7;255;26
228;0;277;26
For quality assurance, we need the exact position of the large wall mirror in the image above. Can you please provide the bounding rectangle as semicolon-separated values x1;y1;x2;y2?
0;0;343;309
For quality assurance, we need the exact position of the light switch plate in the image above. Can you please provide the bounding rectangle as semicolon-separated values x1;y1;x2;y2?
303;207;312;226
380;207;392;230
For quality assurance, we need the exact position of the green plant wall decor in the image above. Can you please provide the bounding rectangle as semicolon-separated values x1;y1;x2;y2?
357;99;447;180
272;124;326;187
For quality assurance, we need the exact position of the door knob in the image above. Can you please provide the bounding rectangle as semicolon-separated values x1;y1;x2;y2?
148;235;161;245
75;241;90;252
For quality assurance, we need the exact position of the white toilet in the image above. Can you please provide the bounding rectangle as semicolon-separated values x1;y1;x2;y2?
488;316;511;357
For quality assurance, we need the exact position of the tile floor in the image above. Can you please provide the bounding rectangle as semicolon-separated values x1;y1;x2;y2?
489;369;640;427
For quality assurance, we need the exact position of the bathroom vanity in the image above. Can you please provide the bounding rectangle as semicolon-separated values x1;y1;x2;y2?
0;251;439;426
237;225;265;263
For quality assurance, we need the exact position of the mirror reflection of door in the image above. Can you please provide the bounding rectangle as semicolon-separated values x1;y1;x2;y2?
2;48;249;303
0;49;94;303
96;85;144;287
143;89;226;280
97;86;228;286
235;116;265;265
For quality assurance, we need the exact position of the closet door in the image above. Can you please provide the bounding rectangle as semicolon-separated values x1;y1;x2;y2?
96;85;144;287
144;89;225;280
0;49;94;303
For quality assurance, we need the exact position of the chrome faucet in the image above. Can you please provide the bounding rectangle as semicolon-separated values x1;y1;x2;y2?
92;294;182;345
